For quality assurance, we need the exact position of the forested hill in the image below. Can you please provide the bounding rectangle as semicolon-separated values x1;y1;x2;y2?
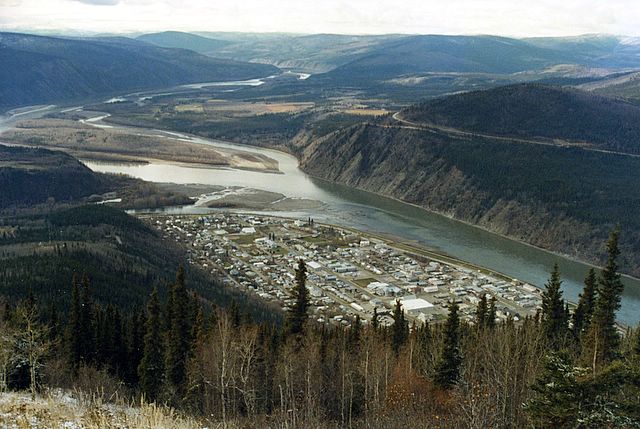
401;84;640;155
0;204;280;322
300;123;640;276
0;32;278;110
0;145;115;207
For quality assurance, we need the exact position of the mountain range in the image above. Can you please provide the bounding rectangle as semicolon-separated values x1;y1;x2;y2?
138;31;640;78
0;32;278;110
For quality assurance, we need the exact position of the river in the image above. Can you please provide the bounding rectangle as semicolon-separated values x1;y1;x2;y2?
2;85;639;325
83;130;640;325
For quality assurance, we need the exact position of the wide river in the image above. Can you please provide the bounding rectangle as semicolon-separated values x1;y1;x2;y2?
83;129;640;325
2;89;639;325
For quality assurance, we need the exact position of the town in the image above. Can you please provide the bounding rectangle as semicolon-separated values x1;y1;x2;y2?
141;212;544;327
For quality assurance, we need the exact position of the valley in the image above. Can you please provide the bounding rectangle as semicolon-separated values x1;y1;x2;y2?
2;17;640;428
4;71;640;323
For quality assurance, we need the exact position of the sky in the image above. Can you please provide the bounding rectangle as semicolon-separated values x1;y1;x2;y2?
1;0;640;37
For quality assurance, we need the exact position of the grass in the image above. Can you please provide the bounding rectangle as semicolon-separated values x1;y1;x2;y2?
229;234;258;245
354;278;376;288
0;390;204;429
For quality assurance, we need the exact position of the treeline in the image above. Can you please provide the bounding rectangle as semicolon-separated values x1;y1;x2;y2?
1;232;639;428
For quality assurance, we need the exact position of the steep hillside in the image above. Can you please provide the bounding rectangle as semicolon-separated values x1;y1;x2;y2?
301;124;640;276
0;145;116;207
0;204;279;323
136;31;232;54
402;84;640;155
0;32;278;110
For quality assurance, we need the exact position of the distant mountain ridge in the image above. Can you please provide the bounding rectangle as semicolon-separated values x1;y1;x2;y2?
137;31;232;54
308;34;640;82
0;32;279;110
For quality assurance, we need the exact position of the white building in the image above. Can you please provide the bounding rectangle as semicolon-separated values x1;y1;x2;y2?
399;298;435;315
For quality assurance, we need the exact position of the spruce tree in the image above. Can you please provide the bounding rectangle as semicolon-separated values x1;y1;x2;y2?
371;307;379;331
572;268;597;340
475;294;488;328
78;274;95;363
487;296;497;329
65;274;82;369
434;301;462;389
285;259;310;337
391;299;408;355
541;264;567;348
139;287;164;402
229;299;241;328
583;230;625;368
165;266;191;396
125;307;146;385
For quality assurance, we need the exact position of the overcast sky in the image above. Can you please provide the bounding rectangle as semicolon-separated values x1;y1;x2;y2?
1;0;640;37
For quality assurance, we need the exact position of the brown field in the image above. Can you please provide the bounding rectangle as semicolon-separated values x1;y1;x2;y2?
342;108;389;116
175;100;314;117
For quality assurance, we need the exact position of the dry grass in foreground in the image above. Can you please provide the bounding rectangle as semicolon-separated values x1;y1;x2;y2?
0;390;204;429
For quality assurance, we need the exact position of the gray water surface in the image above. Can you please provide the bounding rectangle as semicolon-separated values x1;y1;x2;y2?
84;133;640;325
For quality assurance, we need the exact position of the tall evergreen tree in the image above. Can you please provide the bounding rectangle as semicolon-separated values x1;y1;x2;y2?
583;230;625;368
391;299;408;355
139;287;164;402
285;259;310;337
125;307;146;385
572;268;597;340
165;266;191;396
65;274;82;369
475;294;488;328
228;300;241;328
371;307;379;331
78;274;95;363
541;264;567;348
487;296;497;329
434;301;462;389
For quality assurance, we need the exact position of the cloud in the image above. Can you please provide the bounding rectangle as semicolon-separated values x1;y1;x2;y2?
72;0;119;5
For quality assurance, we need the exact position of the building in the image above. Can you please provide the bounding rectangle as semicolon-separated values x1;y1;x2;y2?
399;298;435;315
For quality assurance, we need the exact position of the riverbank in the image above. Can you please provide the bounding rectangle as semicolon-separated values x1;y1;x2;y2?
304;171;640;285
